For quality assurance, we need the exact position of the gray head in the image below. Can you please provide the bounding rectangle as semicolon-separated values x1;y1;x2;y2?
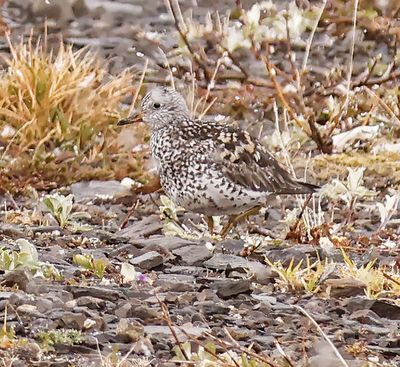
140;87;190;128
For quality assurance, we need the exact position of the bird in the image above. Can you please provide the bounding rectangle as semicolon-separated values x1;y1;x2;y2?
117;86;318;237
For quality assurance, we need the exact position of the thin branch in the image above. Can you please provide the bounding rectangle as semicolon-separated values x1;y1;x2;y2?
352;67;400;88
155;293;190;361
302;0;327;73
294;305;350;367
363;86;400;126
224;48;249;79
165;0;211;81
128;58;148;116
343;0;360;116
178;327;238;367
264;57;309;134
206;329;281;367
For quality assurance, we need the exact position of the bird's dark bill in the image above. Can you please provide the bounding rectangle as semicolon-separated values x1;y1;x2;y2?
117;111;143;125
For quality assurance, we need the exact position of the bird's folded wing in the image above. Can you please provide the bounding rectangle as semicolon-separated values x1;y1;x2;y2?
211;128;314;194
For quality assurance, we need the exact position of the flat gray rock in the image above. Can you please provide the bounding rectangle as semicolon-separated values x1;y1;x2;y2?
71;180;131;201
172;244;212;266
129;251;164;270
212;279;251;298
203;254;257;271
119;216;163;239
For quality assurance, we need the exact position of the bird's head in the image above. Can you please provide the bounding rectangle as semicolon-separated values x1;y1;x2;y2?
117;87;190;129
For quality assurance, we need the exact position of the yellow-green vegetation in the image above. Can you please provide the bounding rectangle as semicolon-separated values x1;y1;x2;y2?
0;239;62;280
265;256;328;294
102;347;150;367
340;249;400;300
43;193;90;228
72;253;109;278
0;35;145;194
264;250;400;301
0;306;16;349
38;329;83;349
311;152;400;187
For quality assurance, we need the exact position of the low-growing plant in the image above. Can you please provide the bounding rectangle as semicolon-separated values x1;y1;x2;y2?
376;192;400;231
43;193;90;228
159;195;200;239
38;329;83;349
265;256;328;294
340;249;400;299
0;239;40;272
0;306;16;349
73;253;109;279
102;345;151;367
120;263;150;284
0;239;63;280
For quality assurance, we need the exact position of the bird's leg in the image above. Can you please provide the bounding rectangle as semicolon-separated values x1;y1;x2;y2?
206;216;214;234
220;205;262;238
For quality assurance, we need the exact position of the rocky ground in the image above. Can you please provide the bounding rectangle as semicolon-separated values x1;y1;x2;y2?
1;180;399;367
0;1;399;367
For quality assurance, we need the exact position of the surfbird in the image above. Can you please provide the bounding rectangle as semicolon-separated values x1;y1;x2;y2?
117;86;318;237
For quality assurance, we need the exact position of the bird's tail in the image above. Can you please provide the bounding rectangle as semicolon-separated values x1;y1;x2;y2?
276;181;319;195
295;181;320;193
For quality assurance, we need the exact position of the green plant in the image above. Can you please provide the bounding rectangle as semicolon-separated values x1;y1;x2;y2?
173;340;279;367
38;329;83;349
0;239;63;280
73;253;108;279
0;239;40;272
43;193;90;228
340;249;400;299
265;256;328;294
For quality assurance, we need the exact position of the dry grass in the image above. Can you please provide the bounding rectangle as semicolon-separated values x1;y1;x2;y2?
0;34;149;193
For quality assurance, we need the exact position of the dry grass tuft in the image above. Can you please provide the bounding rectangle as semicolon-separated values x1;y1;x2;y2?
0;34;147;193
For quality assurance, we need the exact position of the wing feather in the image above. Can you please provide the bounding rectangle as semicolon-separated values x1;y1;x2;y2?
210;126;317;194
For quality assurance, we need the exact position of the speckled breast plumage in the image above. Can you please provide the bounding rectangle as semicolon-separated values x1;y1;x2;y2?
150;118;316;216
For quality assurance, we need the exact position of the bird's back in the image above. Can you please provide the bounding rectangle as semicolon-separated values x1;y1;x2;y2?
149;118;317;215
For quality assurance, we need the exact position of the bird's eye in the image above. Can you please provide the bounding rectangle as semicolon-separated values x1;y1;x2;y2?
153;103;161;109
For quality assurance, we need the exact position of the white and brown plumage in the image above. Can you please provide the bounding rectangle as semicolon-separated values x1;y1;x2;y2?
118;87;318;236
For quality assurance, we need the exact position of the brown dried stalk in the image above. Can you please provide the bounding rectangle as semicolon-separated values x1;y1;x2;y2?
165;0;211;81
155;293;190;361
263;56;329;153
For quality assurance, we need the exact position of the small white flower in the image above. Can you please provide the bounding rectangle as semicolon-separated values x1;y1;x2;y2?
224;26;251;52
246;3;261;26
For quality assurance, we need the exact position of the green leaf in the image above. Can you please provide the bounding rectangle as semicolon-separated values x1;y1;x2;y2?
73;254;92;269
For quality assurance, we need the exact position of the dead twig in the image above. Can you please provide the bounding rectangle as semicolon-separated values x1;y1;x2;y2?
325;0;360;139
178;326;238;367
205;329;281;367
302;0;328;74
287;193;313;238
294;305;350;367
155;293;190;361
165;0;211;81
263;56;329;153
119;200;139;230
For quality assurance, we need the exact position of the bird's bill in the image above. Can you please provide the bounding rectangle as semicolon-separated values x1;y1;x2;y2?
117;111;143;125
